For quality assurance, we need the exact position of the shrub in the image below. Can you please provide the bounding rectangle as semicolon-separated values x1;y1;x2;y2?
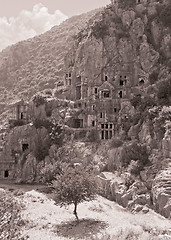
149;71;159;85
40;162;67;184
130;94;141;109
34;137;50;162
157;3;171;29
131;95;156;111
33;119;63;162
74;130;87;140
33;94;46;107
9;119;25;129
44;89;52;95
121;142;149;167
140;96;157;111
110;138;123;148
148;106;171;139
33;118;51;130
157;78;171;105
86;129;98;142
119;0;136;9
91;20;109;39
45;102;53;117
128;160;143;176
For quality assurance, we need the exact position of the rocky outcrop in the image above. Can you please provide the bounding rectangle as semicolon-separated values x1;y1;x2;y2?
0;124;49;183
152;165;171;219
162;123;171;158
97;171;151;213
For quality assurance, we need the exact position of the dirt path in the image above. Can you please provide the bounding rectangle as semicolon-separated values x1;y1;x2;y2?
0;180;46;192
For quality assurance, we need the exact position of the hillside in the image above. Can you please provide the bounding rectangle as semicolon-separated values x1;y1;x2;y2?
0;0;171;225
0;8;101;104
1;187;171;240
0;1;170;121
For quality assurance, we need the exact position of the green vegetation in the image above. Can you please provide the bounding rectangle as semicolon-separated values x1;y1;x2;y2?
33;119;63;162
130;95;156;111
157;78;171;106
33;94;46;107
0;191;24;240
148;106;171;139
52;165;97;221
110;138;123;148
91;20;109;39
119;0;136;9
157;3;171;29
86;129;99;142
9;119;25;129
149;71;159;85
121;142;149;168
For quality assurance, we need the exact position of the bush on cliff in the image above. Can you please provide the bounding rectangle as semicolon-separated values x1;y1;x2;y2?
157;78;171;106
33;94;46;107
33;119;63;162
121;142;149;167
110;137;123;148
157;3;171;29
91;20;109;39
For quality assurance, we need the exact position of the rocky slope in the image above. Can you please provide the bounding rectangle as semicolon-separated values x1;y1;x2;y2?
0;0;171;219
0;8;101;104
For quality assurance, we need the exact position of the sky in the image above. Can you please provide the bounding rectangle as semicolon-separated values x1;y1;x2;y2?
0;0;110;52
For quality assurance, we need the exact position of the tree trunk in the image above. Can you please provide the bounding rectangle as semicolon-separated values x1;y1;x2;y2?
73;202;79;221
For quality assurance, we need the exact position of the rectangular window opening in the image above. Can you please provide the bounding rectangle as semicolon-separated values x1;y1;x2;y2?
22;143;29;152
105;75;108;81
105;131;109;140
78;103;82;108
120;80;124;86
4;170;9;178
101;131;104;139
76;86;81;100
110;131;112;139
20;112;24;120
119;91;123;98
74;119;83;128
104;91;110;98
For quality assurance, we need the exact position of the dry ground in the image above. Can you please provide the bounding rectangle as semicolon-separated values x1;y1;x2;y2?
16;190;171;240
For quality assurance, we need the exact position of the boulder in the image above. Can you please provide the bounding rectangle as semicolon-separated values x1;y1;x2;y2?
142;205;150;214
152;166;171;219
133;204;143;213
128;180;148;195
96;172;152;211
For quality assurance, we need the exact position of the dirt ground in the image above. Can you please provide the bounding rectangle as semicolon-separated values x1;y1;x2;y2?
20;191;171;240
1;181;171;240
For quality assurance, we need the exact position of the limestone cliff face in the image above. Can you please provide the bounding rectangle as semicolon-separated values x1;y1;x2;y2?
0;1;170;219
0;124;49;182
64;2;170;91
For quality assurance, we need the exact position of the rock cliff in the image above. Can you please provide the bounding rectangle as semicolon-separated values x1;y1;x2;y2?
0;0;170;219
